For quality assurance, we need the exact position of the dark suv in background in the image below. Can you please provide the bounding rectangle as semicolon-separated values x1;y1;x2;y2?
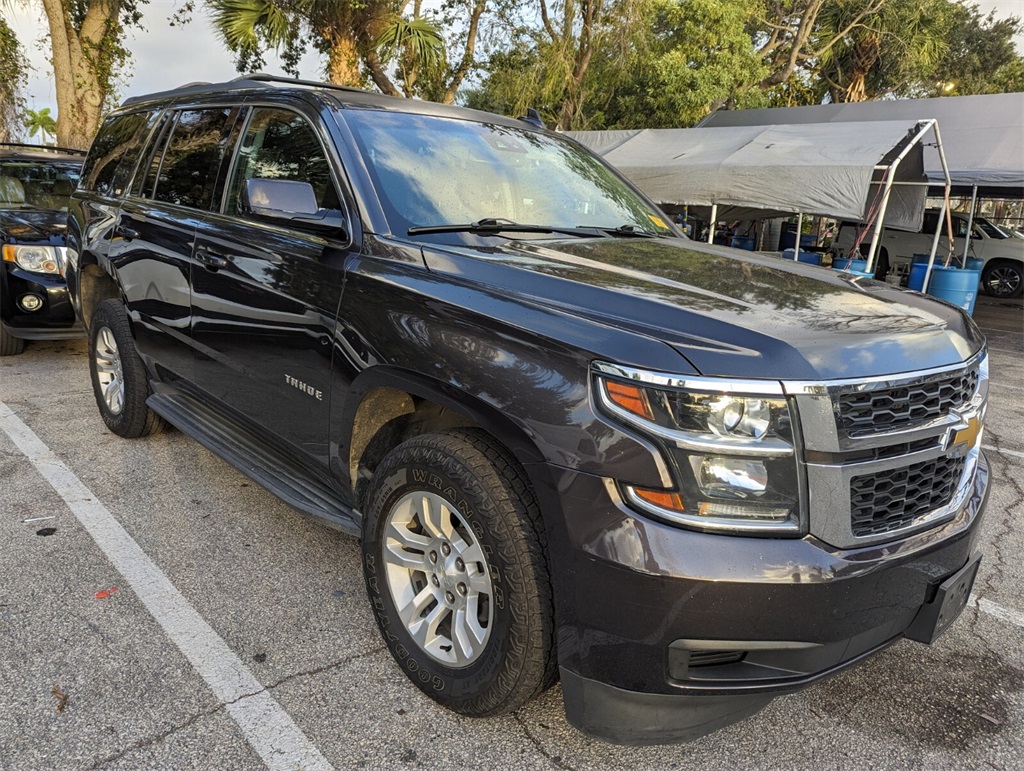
1;142;85;355
67;75;990;745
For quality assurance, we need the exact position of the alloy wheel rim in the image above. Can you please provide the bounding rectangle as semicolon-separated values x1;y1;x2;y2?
986;266;1021;297
382;489;493;668
94;326;125;415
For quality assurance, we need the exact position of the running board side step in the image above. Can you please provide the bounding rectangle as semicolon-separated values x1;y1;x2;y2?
147;391;361;537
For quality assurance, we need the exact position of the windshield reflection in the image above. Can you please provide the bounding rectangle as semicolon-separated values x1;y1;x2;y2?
342;111;672;238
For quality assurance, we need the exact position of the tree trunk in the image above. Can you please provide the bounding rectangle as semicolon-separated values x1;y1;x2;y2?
326;30;362;86
39;0;120;149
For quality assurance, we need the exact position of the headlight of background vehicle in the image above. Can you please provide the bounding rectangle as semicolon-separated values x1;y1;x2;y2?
2;244;65;275
595;363;804;534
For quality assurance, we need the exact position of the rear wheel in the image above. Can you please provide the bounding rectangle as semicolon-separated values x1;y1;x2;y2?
361;428;556;717
981;260;1023;299
88;299;166;437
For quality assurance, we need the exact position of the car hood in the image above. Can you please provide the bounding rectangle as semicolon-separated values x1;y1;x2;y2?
422;237;984;381
1;208;68;242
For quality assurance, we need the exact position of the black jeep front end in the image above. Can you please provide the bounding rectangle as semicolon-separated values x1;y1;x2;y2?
1;143;86;354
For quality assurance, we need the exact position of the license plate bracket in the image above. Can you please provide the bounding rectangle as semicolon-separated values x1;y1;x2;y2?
905;553;981;644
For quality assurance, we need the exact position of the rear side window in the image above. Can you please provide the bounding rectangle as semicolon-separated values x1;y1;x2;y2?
80;111;158;196
152;107;239;210
226;108;340;215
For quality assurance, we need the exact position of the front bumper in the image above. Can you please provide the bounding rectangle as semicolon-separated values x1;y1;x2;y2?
1;265;83;339
530;451;989;744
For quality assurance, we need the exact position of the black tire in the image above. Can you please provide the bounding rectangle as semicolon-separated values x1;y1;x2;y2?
981;260;1024;299
88;299;166;438
362;428;556;717
0;321;26;356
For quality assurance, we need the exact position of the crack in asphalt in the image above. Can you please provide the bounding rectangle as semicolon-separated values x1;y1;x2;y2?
513;713;576;771
87;646;386;768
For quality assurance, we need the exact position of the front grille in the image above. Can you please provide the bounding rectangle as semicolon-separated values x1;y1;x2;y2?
850;454;967;536
838;368;978;437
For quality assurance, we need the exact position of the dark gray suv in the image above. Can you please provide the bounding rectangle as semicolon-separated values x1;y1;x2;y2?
67;75;990;744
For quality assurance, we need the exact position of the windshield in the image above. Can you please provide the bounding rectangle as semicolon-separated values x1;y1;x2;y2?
974;217;1009;239
0;161;82;211
342;111;672;238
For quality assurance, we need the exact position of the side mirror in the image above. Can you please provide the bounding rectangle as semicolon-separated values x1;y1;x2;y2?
240;178;346;236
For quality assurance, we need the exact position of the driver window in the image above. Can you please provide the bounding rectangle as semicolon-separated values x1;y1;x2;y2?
227;108;340;217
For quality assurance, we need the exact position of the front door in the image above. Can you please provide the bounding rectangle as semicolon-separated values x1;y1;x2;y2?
190;106;353;469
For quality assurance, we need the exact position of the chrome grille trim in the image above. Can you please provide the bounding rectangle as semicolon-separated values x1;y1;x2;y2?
796;351;987;548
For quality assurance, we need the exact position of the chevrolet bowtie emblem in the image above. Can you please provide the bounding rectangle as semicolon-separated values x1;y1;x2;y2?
944;414;982;455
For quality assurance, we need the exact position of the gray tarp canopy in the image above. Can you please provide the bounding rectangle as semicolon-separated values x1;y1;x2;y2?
567;120;928;230
697;92;1024;198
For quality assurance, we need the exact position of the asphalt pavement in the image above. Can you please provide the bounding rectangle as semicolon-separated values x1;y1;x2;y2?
1;299;1022;770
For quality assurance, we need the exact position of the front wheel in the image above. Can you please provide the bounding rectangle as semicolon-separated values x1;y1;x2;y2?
0;322;26;356
88;299;166;437
982;260;1024;299
361;429;556;717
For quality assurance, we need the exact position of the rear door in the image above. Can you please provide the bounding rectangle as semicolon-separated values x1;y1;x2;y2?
190;105;353;469
111;106;240;381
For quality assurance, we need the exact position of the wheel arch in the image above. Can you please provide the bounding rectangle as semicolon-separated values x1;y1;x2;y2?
338;366;547;510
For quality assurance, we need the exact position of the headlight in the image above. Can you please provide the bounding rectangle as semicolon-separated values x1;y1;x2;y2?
595;362;804;534
2;244;64;275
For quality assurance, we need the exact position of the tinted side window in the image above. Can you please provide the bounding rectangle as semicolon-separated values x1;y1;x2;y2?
133;112;174;199
153;107;238;210
80;111;157;196
227;108;340;215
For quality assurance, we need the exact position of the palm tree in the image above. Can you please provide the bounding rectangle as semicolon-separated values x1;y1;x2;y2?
207;0;444;94
24;107;57;145
813;0;951;102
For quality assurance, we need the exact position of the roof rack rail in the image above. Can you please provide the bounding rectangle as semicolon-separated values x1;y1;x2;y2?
0;141;87;156
236;72;367;95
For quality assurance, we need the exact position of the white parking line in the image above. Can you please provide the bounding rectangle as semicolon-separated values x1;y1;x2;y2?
983;444;1024;460
0;402;334;771
970;595;1024;629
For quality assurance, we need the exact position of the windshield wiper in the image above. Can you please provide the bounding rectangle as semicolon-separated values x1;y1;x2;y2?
407;218;602;238
591;224;662;238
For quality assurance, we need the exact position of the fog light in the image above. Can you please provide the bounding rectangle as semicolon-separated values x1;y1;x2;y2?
18;294;44;312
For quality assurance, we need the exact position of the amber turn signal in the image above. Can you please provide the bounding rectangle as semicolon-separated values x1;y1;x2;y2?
604;380;654;420
632;487;685;512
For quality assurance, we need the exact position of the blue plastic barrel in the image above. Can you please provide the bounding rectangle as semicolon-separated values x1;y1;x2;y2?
731;236;755;250
925;266;981;314
845;269;874;279
782;249;821;265
914;253;983;272
908;262;929;290
833;257;868;272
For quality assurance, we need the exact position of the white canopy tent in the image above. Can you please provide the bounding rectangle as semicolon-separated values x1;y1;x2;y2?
697;92;1024;197
568;121;929;230
696;92;1024;271
569;119;953;287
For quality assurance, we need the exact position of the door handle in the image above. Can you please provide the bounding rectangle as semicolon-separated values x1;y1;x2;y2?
195;246;229;271
116;225;140;241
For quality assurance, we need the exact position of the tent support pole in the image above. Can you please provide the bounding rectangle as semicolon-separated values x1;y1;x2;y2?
866;120;937;276
707;204;717;244
793;213;803;259
962;185;978;265
921;122;954;293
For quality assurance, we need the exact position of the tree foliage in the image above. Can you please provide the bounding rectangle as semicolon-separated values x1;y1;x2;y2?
28;0;146;148
0;16;28;142
469;0;1024;128
206;0;485;103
